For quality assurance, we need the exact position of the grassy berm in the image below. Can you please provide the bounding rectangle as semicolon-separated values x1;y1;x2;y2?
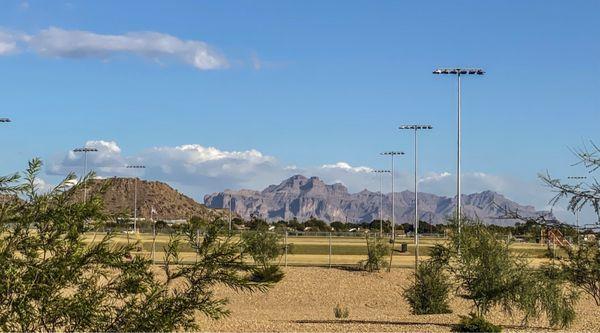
198;267;600;332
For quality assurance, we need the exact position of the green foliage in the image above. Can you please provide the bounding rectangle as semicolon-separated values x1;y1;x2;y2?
562;241;600;305
330;221;347;231
333;304;349;319
360;235;389;272
404;260;452;314
369;219;391;233
304;217;330;231
0;159;278;332
241;230;285;282
432;218;576;329
250;265;285;283
451;313;502;333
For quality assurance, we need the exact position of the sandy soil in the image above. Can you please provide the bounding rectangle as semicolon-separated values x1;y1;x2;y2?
197;267;600;332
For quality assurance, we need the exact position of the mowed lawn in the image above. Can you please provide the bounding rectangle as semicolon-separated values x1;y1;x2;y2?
83;233;559;267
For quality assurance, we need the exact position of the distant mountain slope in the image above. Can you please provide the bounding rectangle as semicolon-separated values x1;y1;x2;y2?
204;175;552;225
75;178;229;221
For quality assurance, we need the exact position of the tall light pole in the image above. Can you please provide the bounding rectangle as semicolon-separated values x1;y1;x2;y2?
433;68;484;235
73;147;98;202
127;165;146;233
372;169;391;237
568;176;587;243
400;124;433;268
380;151;404;242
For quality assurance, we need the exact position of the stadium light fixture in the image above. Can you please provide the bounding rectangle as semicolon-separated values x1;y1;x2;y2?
73;147;99;202
400;124;433;268
433;67;485;236
126;165;146;233
372;169;391;237
380;151;404;244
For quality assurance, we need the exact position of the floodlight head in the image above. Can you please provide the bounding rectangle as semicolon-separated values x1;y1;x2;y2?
567;176;587;180
433;68;485;75
381;151;404;156
126;165;146;169
73;147;99;153
399;124;433;130
372;169;391;173
0;118;11;123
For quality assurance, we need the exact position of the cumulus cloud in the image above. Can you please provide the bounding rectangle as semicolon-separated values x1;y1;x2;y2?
0;31;19;55
142;144;282;189
48;140;133;176
0;27;227;70
320;162;373;173
47;141;573;220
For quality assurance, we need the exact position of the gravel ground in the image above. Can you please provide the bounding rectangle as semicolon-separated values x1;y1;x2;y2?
198;267;600;332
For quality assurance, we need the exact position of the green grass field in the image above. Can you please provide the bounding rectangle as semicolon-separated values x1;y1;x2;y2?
84;232;561;267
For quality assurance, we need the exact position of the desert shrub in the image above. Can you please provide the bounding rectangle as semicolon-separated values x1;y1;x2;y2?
451;313;502;333
561;240;600;305
0;159;279;332
242;230;285;282
432;219;577;329
333;304;349;319
360;235;390;272
404;260;452;314
250;264;285;283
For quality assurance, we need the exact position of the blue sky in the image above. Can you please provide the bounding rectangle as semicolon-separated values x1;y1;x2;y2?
0;1;598;223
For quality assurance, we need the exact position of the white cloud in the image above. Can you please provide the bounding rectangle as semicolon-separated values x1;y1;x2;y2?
142;144;280;187
0;31;19;55
320;162;373;173
47;141;578;221
1;26;227;70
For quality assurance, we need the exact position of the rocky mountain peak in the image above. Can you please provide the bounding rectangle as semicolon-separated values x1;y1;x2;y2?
205;175;552;225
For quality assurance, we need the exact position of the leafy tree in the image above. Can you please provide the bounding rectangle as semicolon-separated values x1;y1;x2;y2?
404;260;452;314
561;241;600;305
360;235;389;272
241;230;285;282
330;221;347;231
304;217;330;231
369;219;391;233
540;140;600;219
431;219;577;329
0;159;278;332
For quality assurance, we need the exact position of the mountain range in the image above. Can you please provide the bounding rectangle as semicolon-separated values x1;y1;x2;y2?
204;175;552;225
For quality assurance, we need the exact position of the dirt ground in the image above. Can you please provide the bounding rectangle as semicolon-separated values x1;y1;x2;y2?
197;267;600;332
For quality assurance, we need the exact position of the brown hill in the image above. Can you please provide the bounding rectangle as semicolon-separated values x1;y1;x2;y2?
75;177;230;221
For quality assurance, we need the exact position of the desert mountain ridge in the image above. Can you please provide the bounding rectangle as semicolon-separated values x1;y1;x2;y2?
71;177;230;221
204;175;552;226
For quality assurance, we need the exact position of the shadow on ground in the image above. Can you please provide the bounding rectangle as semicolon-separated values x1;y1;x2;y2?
292;319;552;331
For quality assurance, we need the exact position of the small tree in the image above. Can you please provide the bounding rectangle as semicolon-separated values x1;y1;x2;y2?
404;260;452;314
561;241;600;305
0;159;279;332
431;219;577;329
360;234;389;272
241;230;285;282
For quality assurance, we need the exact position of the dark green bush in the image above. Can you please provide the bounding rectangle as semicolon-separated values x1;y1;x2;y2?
404;260;452;314
451;313;502;332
